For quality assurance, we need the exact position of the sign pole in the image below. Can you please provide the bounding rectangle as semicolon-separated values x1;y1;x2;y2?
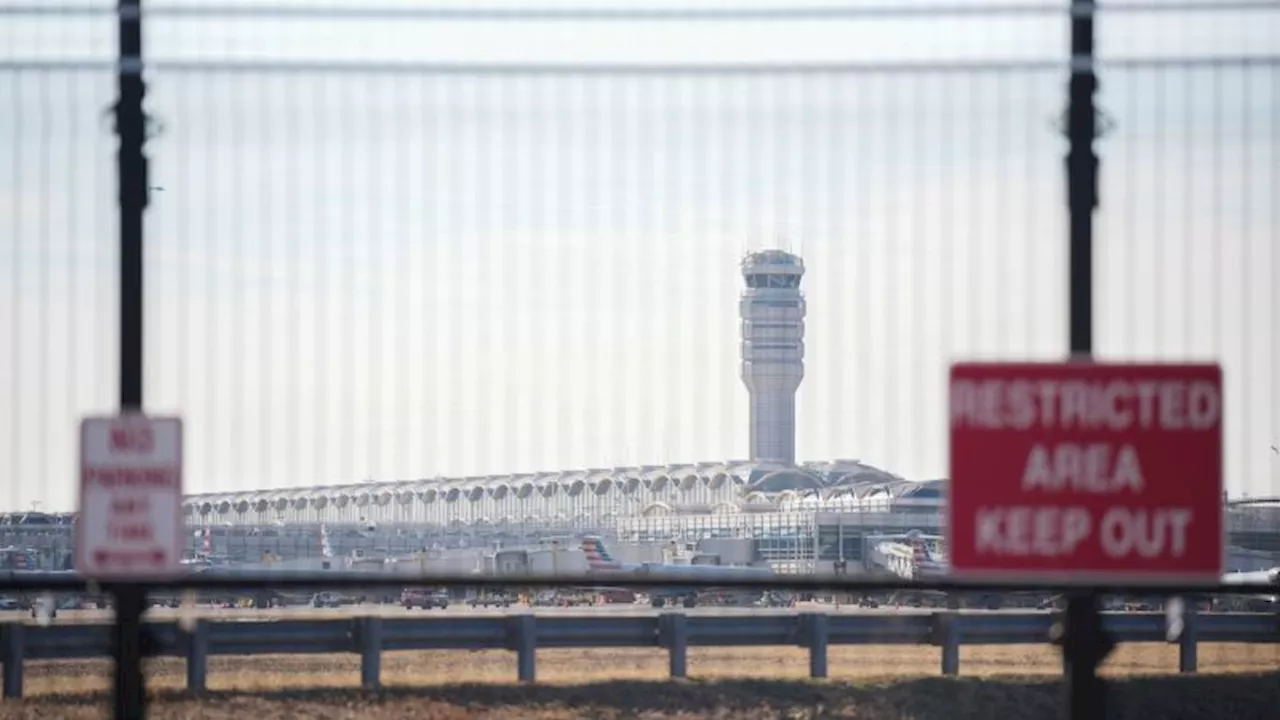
1064;2;1111;720
115;0;149;718
1067;5;1097;356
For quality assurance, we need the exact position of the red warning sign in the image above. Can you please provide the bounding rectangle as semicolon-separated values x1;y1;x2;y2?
947;362;1223;583
77;415;185;580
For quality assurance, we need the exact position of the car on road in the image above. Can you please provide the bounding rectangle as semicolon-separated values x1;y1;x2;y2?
311;592;344;608
758;592;791;608
402;588;450;610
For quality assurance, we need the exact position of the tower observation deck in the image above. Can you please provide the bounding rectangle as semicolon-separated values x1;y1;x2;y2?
739;250;806;465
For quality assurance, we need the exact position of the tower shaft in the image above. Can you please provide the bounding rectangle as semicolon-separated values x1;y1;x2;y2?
739;250;805;465
748;390;797;467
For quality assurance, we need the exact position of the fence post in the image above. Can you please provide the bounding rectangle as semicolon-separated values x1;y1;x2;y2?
112;587;149;720
360;616;382;690
807;613;829;679
662;613;688;679
1066;0;1099;360
1;623;24;699
1058;593;1114;720
515;614;536;683
114;0;151;717
1063;2;1106;716
185;621;208;693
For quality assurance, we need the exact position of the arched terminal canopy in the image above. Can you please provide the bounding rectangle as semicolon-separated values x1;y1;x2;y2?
169;459;935;528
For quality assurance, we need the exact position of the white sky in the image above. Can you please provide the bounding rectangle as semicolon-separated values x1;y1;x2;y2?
1;1;1278;511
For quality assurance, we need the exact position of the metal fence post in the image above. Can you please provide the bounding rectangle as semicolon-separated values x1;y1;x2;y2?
112;587;149;719
117;6;147;398
1063;2;1109;719
115;0;150;718
1059;593;1115;720
1067;0;1099;359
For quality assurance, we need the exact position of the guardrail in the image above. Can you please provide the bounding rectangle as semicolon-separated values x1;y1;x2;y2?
2;610;1277;697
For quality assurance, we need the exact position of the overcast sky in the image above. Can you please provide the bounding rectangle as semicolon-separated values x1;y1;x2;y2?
1;1;1278;511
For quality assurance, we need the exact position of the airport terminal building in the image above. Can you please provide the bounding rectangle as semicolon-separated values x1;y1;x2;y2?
4;251;1279;573
3;469;1278;575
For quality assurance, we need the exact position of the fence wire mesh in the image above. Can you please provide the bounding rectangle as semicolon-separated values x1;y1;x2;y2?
1;3;1276;517
0;1;1278;712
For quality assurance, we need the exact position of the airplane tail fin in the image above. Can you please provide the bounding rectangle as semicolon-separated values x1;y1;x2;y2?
581;536;618;569
910;541;926;562
320;525;333;559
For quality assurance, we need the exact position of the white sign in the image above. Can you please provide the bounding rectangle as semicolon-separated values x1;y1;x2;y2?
77;415;184;579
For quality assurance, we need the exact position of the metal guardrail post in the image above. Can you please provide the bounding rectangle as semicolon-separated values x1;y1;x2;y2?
1;623;24;699
359;616;383;689
1178;602;1199;673
1;609;1279;689
807;613;829;679
515;614;536;683
185;621;208;693
935;613;960;676
662;613;688;679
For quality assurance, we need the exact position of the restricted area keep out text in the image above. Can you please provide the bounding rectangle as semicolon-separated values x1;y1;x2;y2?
947;364;1223;581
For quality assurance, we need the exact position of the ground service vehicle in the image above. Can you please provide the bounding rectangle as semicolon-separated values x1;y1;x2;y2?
468;590;518;608
402;588;450;610
311;592;344;608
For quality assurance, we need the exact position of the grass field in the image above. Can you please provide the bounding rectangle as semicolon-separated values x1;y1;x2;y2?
2;674;1278;719
11;642;1280;693
1;643;1276;718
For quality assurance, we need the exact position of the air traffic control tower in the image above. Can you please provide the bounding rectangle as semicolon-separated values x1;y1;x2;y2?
739;250;806;465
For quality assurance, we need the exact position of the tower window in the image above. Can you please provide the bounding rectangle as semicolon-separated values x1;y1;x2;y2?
745;274;800;289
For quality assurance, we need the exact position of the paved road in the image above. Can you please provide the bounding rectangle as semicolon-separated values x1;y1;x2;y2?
2;602;1046;624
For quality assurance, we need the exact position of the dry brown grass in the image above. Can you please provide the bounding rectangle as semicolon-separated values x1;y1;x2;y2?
0;643;1275;718
13;642;1278;695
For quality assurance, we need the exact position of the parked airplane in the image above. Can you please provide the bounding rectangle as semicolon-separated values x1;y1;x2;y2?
189;525;436;605
1217;567;1279;612
580;536;774;607
864;530;1057;609
1222;567;1279;585
865;528;947;580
